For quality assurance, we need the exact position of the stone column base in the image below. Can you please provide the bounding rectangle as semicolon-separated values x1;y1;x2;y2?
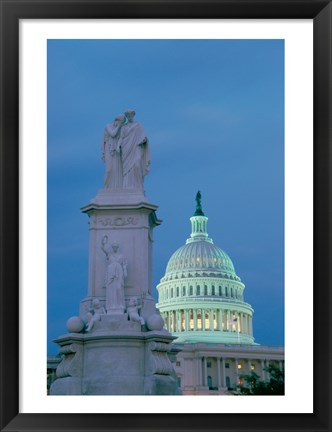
50;326;180;396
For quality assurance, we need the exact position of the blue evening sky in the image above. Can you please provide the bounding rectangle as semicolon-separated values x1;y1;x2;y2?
47;39;284;355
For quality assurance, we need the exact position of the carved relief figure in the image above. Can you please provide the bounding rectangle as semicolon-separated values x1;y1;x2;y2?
116;109;150;192
102;114;126;189
86;298;106;332
127;297;145;326
101;236;127;313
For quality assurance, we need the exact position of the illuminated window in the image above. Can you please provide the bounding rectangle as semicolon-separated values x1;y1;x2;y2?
238;364;242;369
205;311;210;329
251;364;255;370
189;310;194;330
196;257;200;263
197;311;202;329
181;311;185;331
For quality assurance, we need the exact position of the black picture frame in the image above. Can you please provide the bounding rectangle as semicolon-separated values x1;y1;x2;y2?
1;1;331;431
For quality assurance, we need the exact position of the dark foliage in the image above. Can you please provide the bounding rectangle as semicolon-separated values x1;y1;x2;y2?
238;364;284;395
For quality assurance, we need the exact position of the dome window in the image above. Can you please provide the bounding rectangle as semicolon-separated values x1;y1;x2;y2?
189;286;193;296
176;287;179;297
204;285;208;295
197;285;200;295
197;311;202;329
205;311;210;329
189;311;194;330
212;286;215;295
182;286;186;296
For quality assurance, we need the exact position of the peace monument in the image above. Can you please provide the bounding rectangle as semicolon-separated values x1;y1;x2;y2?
50;110;180;395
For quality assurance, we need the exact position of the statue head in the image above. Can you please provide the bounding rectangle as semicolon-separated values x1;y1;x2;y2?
129;297;137;306
115;114;125;124
111;242;119;252
125;109;135;122
92;298;101;308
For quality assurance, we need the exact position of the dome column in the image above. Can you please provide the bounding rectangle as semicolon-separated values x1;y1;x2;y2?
218;309;222;331
226;310;231;331
210;309;214;331
185;309;189;331
193;310;197;331
175;310;179;332
249;315;253;336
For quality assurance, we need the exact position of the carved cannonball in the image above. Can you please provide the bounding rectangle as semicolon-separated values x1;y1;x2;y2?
66;316;85;333
146;314;164;331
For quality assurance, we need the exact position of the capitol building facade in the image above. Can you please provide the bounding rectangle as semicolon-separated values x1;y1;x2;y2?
157;193;284;395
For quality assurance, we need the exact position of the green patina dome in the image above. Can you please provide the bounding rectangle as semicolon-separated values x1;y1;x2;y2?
165;241;238;280
162;191;240;282
156;192;255;345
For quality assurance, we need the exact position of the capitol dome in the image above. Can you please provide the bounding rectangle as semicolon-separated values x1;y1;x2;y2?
157;192;255;344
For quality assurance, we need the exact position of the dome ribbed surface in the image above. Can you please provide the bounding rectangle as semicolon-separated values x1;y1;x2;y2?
164;241;238;279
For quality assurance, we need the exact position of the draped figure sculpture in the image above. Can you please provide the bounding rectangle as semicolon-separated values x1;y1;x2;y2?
101;236;127;314
116;109;150;192
102;115;126;189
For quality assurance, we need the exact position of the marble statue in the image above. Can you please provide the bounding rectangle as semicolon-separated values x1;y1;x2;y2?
116;109;150;192
127;297;145;325
101;236;127;313
102;115;126;189
85;298;106;332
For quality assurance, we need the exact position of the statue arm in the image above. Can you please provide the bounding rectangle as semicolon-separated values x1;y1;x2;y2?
107;122;122;138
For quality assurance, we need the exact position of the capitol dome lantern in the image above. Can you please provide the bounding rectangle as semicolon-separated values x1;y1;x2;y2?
156;192;255;344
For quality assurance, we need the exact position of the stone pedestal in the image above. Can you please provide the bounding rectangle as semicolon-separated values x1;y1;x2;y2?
50;315;180;395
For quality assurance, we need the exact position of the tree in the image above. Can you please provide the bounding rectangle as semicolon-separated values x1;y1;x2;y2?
238;364;284;395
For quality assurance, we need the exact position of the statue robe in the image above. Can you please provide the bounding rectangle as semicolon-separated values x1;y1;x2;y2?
117;121;150;191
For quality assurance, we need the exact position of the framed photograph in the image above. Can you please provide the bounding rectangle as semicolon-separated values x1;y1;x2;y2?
1;1;331;431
